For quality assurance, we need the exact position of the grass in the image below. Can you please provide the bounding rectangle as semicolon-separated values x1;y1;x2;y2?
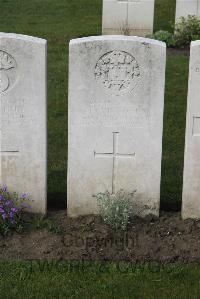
0;261;200;298
0;0;188;207
154;0;176;32
161;50;189;207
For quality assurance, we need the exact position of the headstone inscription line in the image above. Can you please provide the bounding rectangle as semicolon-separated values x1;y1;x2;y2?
0;129;19;158
0;33;47;214
0;129;19;186
94;132;136;194
0;151;19;156
67;36;166;217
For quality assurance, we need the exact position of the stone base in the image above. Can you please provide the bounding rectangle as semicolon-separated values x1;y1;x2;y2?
102;28;153;37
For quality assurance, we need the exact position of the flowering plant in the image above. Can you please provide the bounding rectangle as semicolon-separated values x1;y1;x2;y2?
0;186;31;235
93;189;136;231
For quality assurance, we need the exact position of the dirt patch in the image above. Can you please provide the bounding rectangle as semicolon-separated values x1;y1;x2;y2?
167;47;190;56
0;211;200;263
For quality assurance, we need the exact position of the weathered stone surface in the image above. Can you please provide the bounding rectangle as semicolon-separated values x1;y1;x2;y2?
0;33;47;214
102;0;155;36
176;0;200;21
67;36;166;217
182;41;200;219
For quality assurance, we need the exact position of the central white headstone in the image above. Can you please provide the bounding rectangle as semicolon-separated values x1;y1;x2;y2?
67;36;166;217
0;33;47;214
102;0;155;36
176;0;200;22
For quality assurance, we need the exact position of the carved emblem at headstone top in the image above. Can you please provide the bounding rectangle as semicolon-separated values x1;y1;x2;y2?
94;50;140;95
0;51;17;93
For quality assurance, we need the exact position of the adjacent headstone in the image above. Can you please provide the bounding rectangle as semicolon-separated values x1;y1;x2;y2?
0;33;47;214
176;0;200;21
182;41;200;219
67;36;166;217
102;0;155;37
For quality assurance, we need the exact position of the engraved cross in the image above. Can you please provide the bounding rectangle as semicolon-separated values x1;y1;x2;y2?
94;132;135;194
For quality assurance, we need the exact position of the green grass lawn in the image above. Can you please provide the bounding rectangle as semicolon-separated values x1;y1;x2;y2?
0;261;200;299
0;0;187;208
154;0;176;32
161;50;189;207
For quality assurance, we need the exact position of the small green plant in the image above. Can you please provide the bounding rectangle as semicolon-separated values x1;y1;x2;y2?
174;15;200;47
93;189;136;231
119;21;131;35
31;215;62;234
151;30;175;47
0;186;31;236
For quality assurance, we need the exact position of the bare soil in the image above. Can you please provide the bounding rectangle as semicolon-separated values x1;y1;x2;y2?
168;47;190;56
0;211;200;263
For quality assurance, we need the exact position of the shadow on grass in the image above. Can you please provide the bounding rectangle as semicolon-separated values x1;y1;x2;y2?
160;200;182;212
48;193;67;210
160;50;189;210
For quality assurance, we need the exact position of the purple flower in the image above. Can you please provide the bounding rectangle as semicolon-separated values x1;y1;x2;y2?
20;193;27;199
0;186;31;232
21;202;31;209
2;186;7;192
5;200;13;207
10;211;16;219
11;207;18;213
9;208;18;219
2;213;7;220
0;207;5;214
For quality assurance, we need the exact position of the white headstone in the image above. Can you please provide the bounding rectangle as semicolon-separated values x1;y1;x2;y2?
182;40;200;219
176;0;200;22
102;0;155;37
0;33;47;214
67;36;166;217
